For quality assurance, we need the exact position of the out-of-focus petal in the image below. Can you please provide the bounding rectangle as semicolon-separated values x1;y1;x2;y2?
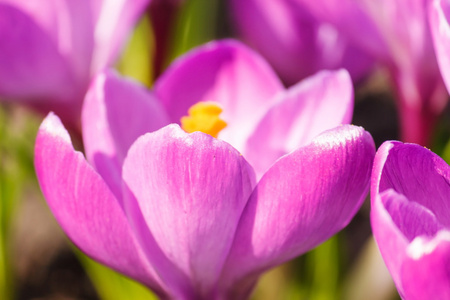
430;0;450;93
401;231;450;300
90;0;151;73
122;124;255;299
0;3;76;100
34;113;165;295
221;125;375;297
154;39;283;151
82;70;169;201
230;0;373;84
244;69;353;176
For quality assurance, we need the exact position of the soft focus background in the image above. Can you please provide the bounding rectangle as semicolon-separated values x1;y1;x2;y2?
1;0;449;299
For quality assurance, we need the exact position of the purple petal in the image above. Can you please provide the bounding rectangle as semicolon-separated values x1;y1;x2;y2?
90;0;151;73
401;231;450;300
221;125;375;297
371;141;450;296
381;190;444;241
374;142;450;227
244;69;353;177
154;39;283;151
34;113;165;295
122;124;256;298
82;70;169;202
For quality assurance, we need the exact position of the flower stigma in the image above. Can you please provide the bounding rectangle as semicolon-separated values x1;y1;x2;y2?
181;101;227;138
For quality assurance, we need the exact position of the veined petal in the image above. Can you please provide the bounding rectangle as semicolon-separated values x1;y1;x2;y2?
82;70;169;202
34;113;165;295
370;141;450;296
90;0;151;73
401;231;450;300
122;124;255;298
374;142;450;227
221;125;375;297
154;39;283;151
244;69;353;177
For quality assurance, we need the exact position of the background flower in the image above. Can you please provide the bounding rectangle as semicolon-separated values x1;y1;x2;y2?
0;0;150;127
229;0;374;85
292;0;448;146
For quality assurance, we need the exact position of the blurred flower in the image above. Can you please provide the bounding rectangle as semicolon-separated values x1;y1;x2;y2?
229;0;374;85
35;40;376;299
430;0;450;95
293;0;448;146
371;141;450;299
0;0;150;127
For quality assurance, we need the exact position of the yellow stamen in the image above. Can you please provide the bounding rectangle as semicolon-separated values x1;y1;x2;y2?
181;101;227;138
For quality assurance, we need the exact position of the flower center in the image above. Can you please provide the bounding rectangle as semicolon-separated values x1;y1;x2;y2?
181;101;227;138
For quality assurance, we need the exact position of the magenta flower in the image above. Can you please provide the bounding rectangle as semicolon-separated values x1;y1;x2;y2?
292;0;448;146
371;141;450;299
0;0;150;127
35;40;376;299
229;0;373;85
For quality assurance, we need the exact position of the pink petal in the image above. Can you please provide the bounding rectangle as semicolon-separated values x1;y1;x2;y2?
221;125;375;297
122;124;255;298
35;113;165;295
0;3;77;101
90;0;151;73
244;69;353;177
154;39;283;151
82;70;169;201
401;231;450;300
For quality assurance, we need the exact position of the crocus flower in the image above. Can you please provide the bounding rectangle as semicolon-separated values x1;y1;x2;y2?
371;141;450;299
0;0;150;127
229;0;374;85
35;40;376;299
292;0;448;146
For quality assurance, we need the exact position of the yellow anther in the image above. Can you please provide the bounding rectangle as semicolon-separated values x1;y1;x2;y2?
181;101;227;138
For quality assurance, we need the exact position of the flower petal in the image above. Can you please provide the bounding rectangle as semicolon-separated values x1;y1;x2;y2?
230;0;373;84
35;113;165;295
90;0;152;73
401;231;450;300
122;124;255;298
154;39;283;151
374;141;450;227
0;3;76;101
82;70;169;201
244;69;353;177
221;125;375;297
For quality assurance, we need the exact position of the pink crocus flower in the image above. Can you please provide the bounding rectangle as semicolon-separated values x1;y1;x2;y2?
0;0;150;127
292;0;448;146
35;40;376;299
229;0;374;85
371;141;450;299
